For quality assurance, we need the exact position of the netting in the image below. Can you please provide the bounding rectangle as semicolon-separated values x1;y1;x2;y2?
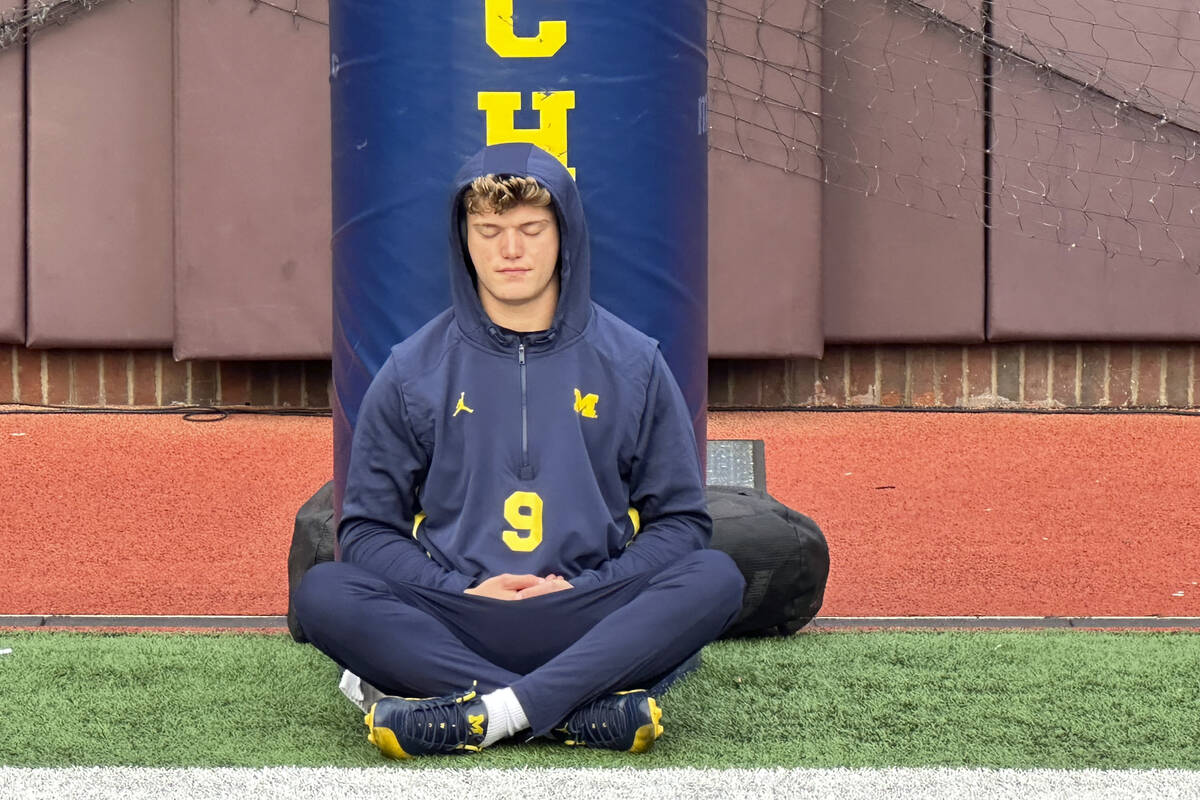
0;0;321;50
7;0;1197;269
709;0;1200;269
0;0;110;49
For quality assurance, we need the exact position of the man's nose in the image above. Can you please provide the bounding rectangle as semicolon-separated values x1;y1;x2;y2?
500;229;524;259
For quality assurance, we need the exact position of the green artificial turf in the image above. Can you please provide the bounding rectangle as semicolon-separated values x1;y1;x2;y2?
1;630;1198;769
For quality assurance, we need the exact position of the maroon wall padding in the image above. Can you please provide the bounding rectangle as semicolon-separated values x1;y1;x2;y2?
26;0;173;348
707;0;822;358
988;62;1200;341
931;0;983;31
820;0;986;344
173;0;331;360
0;7;22;345
991;0;1200;134
24;0;174;350
708;153;822;358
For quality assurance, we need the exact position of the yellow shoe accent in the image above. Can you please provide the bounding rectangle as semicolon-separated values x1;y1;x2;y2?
364;702;412;759
628;698;663;754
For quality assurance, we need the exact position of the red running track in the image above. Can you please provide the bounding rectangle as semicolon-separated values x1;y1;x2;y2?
1;410;1197;617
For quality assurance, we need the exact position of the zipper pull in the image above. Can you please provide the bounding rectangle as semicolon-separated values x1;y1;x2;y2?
518;342;525;365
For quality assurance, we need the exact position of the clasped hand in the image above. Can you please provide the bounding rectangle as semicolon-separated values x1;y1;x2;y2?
464;573;573;601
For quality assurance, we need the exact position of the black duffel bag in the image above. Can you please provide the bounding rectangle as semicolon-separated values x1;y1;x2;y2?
286;482;828;642
286;481;336;643
706;485;829;637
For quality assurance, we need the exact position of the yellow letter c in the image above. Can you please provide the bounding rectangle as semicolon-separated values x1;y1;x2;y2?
486;0;566;58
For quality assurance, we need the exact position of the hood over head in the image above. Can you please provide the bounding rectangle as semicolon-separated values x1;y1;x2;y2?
450;143;591;351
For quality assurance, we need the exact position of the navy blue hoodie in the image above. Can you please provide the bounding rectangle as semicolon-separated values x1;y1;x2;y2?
338;143;711;592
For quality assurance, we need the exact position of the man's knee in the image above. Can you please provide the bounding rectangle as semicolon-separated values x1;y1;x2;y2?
681;548;746;616
293;561;360;633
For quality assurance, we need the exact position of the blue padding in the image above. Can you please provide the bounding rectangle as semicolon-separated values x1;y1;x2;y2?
330;1;708;516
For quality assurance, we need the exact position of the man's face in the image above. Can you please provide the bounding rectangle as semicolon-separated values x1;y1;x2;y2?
466;203;560;323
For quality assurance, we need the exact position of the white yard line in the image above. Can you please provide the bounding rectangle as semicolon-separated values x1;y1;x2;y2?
4;767;1200;800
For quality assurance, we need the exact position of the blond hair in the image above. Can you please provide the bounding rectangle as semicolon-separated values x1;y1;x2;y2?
462;174;553;216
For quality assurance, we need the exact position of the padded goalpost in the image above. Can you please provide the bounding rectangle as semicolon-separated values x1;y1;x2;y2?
329;1;709;517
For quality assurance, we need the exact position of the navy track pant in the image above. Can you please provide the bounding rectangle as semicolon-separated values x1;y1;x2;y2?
292;548;745;735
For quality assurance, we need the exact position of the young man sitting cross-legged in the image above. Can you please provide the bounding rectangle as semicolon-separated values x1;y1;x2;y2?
294;142;745;757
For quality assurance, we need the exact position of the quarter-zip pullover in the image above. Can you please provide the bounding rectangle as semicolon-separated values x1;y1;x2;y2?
338;143;711;592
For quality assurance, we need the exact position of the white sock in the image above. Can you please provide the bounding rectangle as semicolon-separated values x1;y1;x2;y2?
337;670;385;713
480;687;530;747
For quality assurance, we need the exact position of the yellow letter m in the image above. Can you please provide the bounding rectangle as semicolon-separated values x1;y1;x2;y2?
574;388;598;419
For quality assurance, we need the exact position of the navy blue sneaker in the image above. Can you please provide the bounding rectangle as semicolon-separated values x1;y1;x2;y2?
364;687;488;758
550;690;664;753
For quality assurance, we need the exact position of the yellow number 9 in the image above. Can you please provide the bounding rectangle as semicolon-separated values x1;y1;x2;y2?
502;491;544;552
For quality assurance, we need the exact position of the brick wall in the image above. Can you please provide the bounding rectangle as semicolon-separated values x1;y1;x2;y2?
0;347;331;408
2;343;1196;410
710;343;1199;409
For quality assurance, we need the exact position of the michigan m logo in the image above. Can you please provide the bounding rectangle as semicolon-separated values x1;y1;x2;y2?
573;389;598;419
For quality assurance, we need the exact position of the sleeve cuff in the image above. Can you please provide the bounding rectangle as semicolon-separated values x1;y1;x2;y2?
568;570;602;589
446;572;475;594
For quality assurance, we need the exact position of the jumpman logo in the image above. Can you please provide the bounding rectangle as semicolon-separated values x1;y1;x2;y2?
453;392;475;417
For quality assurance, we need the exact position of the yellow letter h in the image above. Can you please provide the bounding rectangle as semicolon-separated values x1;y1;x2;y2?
478;91;577;179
